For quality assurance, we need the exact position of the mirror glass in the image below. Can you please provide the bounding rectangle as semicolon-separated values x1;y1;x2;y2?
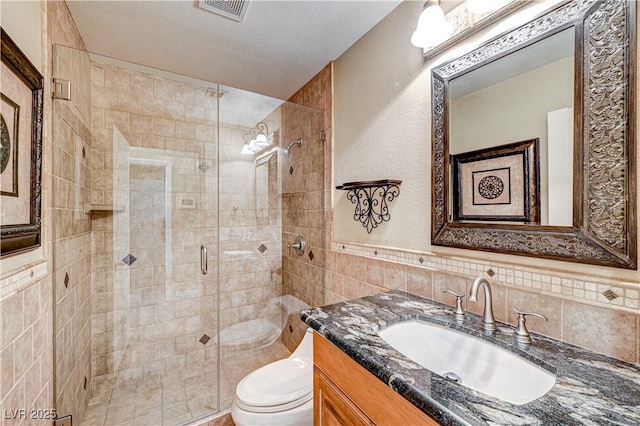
255;151;273;218
449;28;574;226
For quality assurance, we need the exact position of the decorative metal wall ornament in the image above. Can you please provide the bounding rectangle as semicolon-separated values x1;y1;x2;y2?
0;28;44;257
336;180;401;233
431;0;636;269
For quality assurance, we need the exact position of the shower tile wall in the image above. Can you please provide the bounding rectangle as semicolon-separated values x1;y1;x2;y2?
279;64;331;351
87;60;286;417
217;123;283;337
52;45;93;421
89;61;220;399
216;114;285;407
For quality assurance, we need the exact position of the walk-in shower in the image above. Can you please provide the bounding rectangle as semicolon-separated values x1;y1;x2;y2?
51;45;324;425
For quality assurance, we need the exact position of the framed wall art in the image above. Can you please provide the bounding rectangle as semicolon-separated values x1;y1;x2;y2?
451;139;540;223
1;28;44;257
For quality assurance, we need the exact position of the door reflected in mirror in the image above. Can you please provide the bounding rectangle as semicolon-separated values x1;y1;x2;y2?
448;27;575;226
255;151;274;219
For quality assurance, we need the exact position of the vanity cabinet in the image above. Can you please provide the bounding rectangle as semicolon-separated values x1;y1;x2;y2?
313;332;438;426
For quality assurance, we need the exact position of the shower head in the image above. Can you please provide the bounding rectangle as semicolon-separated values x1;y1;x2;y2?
282;138;303;158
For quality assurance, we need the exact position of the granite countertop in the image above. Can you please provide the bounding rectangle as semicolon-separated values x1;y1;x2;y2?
301;290;640;425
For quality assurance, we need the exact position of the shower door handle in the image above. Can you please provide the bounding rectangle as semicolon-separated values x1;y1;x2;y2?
201;245;208;275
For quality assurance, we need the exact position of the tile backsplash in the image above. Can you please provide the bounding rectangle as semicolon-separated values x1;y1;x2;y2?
326;241;640;364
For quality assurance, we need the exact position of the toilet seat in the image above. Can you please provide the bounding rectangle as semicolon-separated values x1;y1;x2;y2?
235;356;313;413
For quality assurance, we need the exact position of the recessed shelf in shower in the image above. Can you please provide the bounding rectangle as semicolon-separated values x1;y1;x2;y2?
84;204;125;214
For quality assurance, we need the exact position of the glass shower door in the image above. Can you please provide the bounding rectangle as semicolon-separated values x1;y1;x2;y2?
52;45;221;425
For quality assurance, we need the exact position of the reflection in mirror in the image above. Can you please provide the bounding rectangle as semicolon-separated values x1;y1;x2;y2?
255;151;274;219
431;0;636;269
449;28;574;226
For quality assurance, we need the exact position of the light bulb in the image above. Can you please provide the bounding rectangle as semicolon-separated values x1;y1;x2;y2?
240;144;254;155
411;3;454;48
255;133;269;146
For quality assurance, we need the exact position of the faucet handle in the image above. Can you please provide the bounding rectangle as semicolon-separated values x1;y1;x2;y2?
443;290;465;320
513;308;548;345
287;236;306;255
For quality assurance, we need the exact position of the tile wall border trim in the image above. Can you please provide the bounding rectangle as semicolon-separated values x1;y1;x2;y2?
332;241;640;314
0;260;48;302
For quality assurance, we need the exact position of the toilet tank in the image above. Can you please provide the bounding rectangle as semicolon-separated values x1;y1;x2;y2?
290;328;313;359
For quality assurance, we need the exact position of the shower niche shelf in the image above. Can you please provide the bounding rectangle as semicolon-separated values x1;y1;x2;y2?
84;204;125;214
336;180;401;233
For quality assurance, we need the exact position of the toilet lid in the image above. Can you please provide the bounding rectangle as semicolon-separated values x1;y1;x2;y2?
235;356;313;412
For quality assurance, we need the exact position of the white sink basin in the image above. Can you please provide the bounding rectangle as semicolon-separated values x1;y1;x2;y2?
378;320;556;405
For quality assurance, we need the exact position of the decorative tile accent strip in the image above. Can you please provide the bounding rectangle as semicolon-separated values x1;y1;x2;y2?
309;250;315;261
199;334;211;345
64;272;70;289
419;257;424;264
122;253;137;266
0;261;48;302
289;166;294;175
332;241;639;313
82;146;86;158
258;244;267;254
487;268;496;277
602;289;619;300
198;162;210;173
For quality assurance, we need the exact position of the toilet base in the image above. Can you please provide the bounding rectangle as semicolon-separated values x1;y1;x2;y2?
230;397;312;426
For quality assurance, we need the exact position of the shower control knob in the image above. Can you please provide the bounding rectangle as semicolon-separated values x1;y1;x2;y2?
287;236;306;255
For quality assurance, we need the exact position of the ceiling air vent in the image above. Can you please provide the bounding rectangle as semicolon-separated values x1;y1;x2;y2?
198;0;248;22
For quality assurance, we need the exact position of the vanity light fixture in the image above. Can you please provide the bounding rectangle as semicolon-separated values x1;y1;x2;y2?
466;0;512;15
411;0;454;49
241;121;272;155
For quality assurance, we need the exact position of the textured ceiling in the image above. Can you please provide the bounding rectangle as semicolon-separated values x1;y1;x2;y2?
66;0;402;100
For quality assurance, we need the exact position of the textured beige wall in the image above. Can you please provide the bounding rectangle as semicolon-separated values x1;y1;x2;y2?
0;0;42;70
331;1;639;363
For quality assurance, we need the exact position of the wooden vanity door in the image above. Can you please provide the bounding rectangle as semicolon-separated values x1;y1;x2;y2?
314;369;374;426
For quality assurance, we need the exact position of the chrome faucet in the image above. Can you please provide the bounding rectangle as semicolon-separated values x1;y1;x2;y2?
468;277;497;332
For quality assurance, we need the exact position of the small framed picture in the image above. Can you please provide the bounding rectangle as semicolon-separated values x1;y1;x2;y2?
451;139;540;223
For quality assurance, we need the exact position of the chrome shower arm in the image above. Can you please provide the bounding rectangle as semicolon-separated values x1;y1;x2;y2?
287;138;303;150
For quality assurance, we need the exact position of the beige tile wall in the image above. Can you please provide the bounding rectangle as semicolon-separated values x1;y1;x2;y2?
51;44;93;421
217;123;283;336
89;61;222;391
89;60;286;407
279;65;331;351
326;244;640;364
0;276;54;426
1;1;89;424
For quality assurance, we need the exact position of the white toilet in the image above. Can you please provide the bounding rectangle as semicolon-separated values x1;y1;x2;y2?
231;328;314;426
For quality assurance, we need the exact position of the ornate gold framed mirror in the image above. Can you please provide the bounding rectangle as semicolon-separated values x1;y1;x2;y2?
431;0;636;269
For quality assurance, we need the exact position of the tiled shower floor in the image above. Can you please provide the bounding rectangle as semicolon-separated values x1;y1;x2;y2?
82;341;291;426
